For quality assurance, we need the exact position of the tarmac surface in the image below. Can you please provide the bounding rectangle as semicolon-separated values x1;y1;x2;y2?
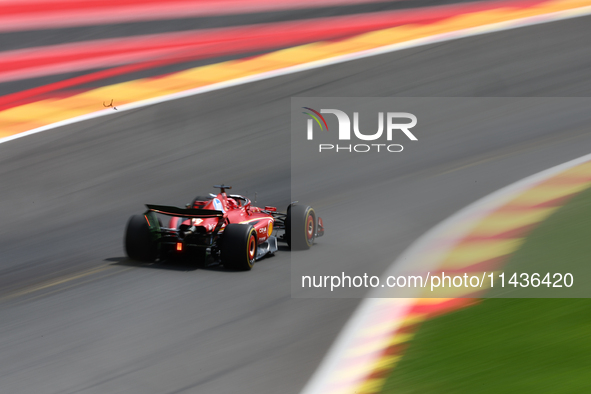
0;15;590;394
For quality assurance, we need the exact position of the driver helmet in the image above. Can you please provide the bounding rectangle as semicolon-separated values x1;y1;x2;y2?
227;198;238;209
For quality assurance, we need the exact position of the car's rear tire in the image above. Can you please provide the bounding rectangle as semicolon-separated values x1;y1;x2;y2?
286;204;316;250
221;224;257;271
125;214;157;262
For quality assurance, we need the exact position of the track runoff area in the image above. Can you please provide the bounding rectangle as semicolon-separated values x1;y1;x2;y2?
295;7;591;394
300;98;591;393
379;160;591;394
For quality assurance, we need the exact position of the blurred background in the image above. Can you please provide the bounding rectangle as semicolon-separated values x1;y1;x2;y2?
1;0;591;393
0;0;547;112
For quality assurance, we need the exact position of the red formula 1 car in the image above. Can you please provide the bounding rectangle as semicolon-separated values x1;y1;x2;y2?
124;185;324;270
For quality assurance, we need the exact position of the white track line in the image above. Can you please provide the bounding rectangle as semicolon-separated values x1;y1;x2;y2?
1;5;591;147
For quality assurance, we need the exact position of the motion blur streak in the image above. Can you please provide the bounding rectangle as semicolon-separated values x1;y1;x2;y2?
302;145;591;394
0;0;403;32
3;0;588;136
0;7;509;84
0;0;551;106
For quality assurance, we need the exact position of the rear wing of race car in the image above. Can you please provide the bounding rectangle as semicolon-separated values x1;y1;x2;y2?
143;205;226;244
145;204;224;218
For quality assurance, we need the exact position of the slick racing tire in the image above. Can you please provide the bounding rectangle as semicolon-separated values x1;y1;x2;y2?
286;204;316;250
221;224;257;271
125;214;158;262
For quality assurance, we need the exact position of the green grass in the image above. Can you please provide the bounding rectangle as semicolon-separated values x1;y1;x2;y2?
488;182;591;298
381;185;591;393
381;299;591;393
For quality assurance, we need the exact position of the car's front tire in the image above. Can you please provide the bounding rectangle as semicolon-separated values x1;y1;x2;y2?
286;204;316;250
221;224;257;270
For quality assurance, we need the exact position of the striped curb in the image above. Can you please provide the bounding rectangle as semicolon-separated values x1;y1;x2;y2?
356;162;591;394
301;156;591;394
2;0;591;141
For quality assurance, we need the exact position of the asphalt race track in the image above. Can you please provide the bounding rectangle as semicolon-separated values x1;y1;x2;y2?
1;15;591;394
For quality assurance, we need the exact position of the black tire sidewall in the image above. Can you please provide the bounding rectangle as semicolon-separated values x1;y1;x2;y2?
221;224;257;270
287;205;315;250
125;214;157;262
